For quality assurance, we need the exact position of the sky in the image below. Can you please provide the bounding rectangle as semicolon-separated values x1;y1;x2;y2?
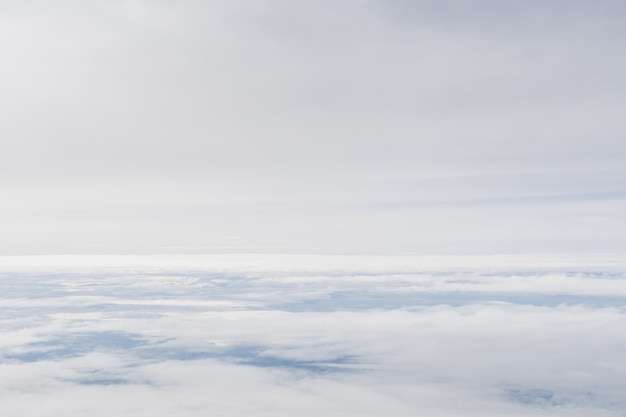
1;0;626;254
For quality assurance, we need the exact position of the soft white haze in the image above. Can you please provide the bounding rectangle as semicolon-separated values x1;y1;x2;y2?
2;0;625;254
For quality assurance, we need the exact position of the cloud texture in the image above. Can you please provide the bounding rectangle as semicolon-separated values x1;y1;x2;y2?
2;254;626;415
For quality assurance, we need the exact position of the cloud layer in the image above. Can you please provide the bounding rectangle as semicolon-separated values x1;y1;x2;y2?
1;0;625;254
2;254;626;415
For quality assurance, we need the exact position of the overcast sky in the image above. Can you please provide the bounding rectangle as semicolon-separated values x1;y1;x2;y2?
2;0;625;254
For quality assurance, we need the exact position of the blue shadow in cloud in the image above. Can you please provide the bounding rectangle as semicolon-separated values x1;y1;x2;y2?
5;331;147;362
74;378;129;386
222;345;359;373
4;331;358;374
136;344;359;373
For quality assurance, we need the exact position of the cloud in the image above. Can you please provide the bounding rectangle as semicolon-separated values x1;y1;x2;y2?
1;254;626;415
0;1;625;254
2;0;624;178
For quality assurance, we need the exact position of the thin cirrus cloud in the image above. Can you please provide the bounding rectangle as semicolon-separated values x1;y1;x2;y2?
1;0;625;254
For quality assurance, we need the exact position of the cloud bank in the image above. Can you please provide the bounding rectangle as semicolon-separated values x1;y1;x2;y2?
1;254;626;415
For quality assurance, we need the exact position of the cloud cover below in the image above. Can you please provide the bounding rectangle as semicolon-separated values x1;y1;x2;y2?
1;254;626;415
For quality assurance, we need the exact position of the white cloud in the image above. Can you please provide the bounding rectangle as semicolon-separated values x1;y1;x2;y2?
1;255;626;415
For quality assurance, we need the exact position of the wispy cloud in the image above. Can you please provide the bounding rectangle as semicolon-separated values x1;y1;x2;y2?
1;1;625;254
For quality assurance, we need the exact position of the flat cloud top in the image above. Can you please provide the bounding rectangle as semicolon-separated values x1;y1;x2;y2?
1;253;625;272
2;254;626;415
